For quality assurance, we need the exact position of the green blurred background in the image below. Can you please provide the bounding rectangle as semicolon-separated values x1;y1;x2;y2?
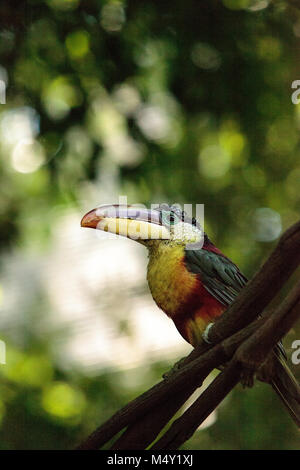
0;0;299;449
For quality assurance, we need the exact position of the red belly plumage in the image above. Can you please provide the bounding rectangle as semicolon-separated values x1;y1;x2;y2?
172;278;226;347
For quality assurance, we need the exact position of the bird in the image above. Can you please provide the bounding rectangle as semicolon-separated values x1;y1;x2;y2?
81;202;300;427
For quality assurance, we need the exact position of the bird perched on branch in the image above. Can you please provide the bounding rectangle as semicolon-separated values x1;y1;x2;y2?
81;203;300;427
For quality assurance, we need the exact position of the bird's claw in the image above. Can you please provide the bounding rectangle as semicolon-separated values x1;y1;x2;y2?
202;322;214;344
240;368;255;388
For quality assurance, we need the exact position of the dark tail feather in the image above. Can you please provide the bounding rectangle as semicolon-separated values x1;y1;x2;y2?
271;356;300;428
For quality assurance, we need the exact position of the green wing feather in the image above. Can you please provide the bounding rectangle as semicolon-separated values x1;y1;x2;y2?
184;249;248;306
185;247;286;358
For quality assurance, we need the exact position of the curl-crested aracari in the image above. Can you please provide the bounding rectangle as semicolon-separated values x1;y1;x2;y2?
81;203;300;427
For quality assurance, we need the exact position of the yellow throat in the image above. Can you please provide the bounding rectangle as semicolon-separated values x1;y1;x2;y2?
146;242;198;318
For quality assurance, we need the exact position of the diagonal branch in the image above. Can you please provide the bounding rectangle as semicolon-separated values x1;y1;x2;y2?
236;280;300;370
150;363;241;450
76;316;264;450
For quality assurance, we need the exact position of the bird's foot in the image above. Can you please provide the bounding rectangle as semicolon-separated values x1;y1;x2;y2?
240;368;255;388
202;322;214;344
162;357;186;380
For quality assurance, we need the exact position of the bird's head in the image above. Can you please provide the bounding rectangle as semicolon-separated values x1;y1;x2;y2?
81;203;204;249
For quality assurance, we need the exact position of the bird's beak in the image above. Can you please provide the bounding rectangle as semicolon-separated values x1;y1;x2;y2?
81;204;170;241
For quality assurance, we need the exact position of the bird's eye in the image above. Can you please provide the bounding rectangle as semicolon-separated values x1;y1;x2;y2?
161;211;179;226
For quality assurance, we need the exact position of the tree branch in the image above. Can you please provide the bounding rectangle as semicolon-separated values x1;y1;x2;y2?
76;316;264;450
150;363;241;450
236;280;300;371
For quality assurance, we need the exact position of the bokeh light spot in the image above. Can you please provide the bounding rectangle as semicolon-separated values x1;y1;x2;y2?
0;107;40;146
136;105;171;142
100;2;126;33
191;42;222;71
42;76;82;120
11;138;45;174
252;207;282;242
199;145;231;178
247;0;270;11
42;382;86;419
3;350;53;387
66;30;90;59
